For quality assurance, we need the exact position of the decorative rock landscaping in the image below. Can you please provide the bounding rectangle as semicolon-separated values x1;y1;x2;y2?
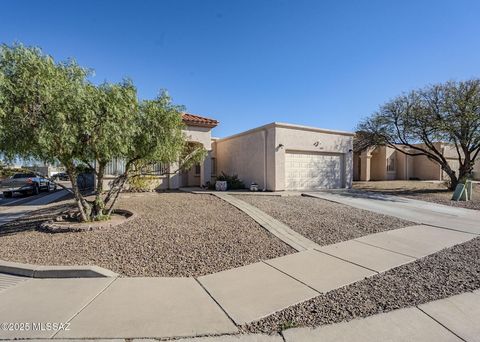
234;195;413;246
0;192;294;277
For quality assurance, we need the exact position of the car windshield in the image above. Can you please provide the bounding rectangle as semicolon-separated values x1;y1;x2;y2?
12;173;36;179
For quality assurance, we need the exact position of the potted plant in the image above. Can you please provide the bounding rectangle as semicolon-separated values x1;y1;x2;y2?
215;172;245;191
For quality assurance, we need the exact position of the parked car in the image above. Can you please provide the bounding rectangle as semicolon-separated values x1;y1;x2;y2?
52;172;69;181
0;173;57;198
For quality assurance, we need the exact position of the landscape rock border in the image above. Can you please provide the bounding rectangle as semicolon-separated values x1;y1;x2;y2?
39;209;137;233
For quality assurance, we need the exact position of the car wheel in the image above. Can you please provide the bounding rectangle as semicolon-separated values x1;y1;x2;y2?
3;192;12;198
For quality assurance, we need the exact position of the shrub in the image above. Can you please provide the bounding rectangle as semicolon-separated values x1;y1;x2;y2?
128;175;158;192
216;172;245;190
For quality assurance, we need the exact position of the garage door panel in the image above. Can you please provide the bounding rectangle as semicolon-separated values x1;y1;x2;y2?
285;152;343;190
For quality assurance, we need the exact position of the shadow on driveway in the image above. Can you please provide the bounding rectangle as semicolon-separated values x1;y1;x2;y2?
0;202;74;237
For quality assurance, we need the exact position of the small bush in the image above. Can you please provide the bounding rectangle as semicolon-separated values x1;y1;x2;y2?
128;175;158;192
216;172;245;190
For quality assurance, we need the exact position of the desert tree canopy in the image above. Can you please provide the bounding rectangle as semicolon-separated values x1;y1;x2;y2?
0;43;206;221
357;79;480;189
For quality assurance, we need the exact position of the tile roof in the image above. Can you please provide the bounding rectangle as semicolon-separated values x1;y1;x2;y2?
182;113;219;128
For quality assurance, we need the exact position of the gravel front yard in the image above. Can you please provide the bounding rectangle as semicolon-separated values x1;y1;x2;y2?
0;192;294;277
354;180;480;210
244;236;480;334
234;195;413;246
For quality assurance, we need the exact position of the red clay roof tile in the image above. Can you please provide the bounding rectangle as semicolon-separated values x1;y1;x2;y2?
182;113;219;128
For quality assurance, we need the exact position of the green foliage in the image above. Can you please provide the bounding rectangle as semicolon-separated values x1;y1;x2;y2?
75;163;94;174
0;166;31;179
83;80;138;169
128;175;158;191
216;172;245;190
0;43;90;164
130;92;186;166
0;43;207;221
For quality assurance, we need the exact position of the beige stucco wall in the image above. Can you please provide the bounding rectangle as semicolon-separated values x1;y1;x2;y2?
181;125;213;187
215;123;353;191
473;161;480;180
369;146;386;180
385;147;396;180
395;149;408;180
182;126;212;149
214;126;276;190
411;155;442;180
102;175;170;192
353;153;360;181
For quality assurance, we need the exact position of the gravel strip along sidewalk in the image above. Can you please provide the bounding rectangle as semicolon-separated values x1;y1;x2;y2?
234;195;413;246
243;236;480;334
0;192;294;277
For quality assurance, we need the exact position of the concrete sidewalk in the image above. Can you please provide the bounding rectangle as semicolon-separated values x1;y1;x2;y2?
1;288;477;341
0;191;478;340
282;290;480;342
0;222;476;339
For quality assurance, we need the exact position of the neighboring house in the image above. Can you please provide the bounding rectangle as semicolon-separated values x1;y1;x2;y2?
102;114;354;191
353;143;480;181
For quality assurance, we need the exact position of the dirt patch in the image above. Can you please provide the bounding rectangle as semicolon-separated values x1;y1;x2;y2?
244;236;480;333
0;192;294;277
235;195;413;246
353;181;480;210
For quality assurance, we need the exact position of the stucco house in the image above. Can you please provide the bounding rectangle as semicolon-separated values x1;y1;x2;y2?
103;113;218;190
354;143;480;182
212;122;354;190
103;114;354;191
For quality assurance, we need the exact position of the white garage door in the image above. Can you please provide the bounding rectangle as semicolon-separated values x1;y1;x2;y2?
285;152;343;190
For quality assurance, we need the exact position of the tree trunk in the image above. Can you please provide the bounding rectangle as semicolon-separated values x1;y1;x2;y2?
106;174;129;216
104;159;138;216
441;165;459;191
91;161;106;220
457;154;474;185
65;164;91;222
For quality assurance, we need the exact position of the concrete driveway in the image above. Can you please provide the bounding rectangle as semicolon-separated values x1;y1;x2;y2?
0;189;70;226
304;190;480;235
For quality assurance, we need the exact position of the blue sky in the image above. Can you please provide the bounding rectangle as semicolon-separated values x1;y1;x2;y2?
2;0;480;137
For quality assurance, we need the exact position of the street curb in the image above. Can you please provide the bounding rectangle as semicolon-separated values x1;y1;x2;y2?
0;259;117;278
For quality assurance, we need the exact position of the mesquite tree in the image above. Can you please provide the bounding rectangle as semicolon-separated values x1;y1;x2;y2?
0;44;206;221
357;80;480;190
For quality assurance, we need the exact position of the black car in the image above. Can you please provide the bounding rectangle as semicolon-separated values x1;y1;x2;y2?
52;172;69;181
